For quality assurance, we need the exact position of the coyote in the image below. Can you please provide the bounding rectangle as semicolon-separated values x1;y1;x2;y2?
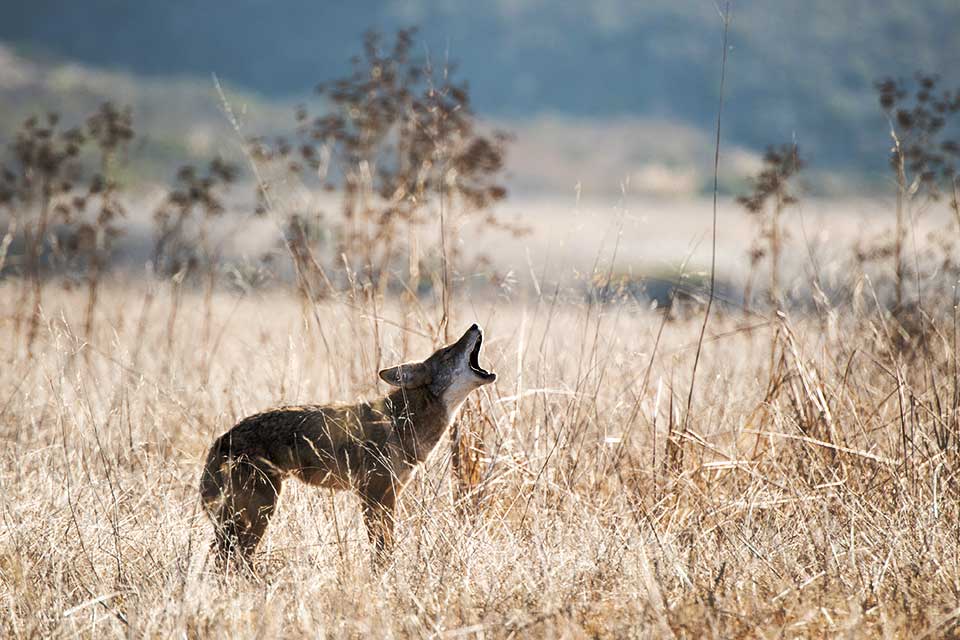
199;324;496;565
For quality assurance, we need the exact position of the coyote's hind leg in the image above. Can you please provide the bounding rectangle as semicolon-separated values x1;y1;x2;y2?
213;464;283;566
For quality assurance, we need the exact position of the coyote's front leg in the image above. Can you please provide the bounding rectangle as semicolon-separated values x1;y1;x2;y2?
362;482;397;560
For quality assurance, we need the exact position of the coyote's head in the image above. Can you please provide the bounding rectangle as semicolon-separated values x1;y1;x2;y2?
379;324;496;410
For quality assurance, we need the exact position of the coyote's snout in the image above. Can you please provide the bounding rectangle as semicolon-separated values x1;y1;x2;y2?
199;324;495;565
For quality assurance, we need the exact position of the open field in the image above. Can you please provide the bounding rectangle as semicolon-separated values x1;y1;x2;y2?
2;271;960;638
3;19;960;636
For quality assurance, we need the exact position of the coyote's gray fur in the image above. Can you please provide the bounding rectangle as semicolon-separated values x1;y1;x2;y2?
199;324;496;565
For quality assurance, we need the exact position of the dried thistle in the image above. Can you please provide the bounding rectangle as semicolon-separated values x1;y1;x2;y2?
870;72;960;311
737;143;803;307
152;156;238;276
1;111;90;351
253;28;517;295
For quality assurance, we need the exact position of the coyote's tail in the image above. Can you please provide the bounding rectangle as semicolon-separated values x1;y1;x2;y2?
199;437;227;516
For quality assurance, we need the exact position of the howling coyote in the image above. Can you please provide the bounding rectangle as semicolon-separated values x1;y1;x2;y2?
199;324;496;564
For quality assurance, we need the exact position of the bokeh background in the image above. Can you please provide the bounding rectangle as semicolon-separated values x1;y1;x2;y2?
3;1;958;196
2;1;960;299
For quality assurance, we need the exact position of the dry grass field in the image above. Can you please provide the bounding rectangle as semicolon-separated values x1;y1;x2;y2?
3;10;960;637
2;270;960;638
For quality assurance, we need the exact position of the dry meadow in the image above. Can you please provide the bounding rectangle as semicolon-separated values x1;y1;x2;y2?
2;268;960;638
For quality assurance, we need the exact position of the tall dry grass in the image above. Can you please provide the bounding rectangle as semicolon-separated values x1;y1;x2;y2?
1;270;959;638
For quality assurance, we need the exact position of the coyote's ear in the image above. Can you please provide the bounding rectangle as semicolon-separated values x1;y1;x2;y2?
379;362;432;388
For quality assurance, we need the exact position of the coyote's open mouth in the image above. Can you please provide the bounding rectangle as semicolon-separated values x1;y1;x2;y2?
469;332;496;380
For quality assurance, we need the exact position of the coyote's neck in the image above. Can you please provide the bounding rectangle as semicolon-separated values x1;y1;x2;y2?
386;386;452;462
444;397;469;423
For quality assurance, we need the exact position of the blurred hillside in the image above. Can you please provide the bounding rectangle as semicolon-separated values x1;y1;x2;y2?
0;44;288;186
3;0;959;179
4;1;960;197
0;43;766;198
